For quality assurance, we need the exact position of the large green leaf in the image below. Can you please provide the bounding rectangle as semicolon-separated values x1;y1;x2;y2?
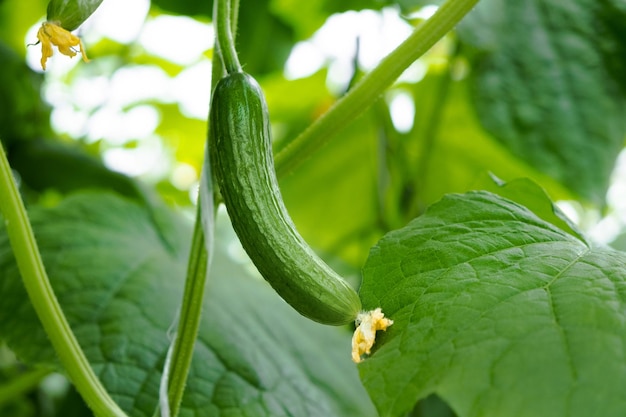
358;191;626;417
459;0;626;204
0;192;376;417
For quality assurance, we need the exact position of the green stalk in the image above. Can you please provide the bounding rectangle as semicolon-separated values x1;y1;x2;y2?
165;207;209;417
216;0;241;74
161;2;240;416
274;0;479;177
0;144;127;417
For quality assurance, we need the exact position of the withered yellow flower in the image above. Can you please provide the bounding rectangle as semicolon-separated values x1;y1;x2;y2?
351;308;393;363
36;22;89;70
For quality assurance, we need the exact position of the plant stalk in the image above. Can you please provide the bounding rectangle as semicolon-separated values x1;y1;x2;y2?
165;207;210;417
216;0;241;74
161;1;240;416
0;144;128;417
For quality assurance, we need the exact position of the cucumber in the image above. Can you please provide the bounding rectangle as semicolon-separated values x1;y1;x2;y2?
210;72;362;325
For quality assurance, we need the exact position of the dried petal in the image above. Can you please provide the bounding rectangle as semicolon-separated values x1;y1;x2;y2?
351;308;393;363
35;22;89;70
36;25;54;70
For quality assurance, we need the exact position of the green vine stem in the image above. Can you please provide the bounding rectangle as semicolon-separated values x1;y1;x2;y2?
216;0;241;74
0;144;128;417
274;0;479;177
161;1;239;416
165;207;210;417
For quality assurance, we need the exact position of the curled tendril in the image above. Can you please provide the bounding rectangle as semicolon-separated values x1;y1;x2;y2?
35;22;89;70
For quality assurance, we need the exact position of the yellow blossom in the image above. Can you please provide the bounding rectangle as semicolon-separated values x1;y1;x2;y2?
36;22;89;70
351;308;393;363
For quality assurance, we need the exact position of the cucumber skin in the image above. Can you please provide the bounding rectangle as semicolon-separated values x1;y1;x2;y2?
210;72;362;325
47;0;104;31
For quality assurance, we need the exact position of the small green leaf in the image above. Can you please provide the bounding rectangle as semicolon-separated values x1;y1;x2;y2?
46;0;103;30
359;191;626;417
459;0;626;204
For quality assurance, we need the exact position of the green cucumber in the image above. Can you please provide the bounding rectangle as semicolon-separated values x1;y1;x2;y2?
210;72;362;325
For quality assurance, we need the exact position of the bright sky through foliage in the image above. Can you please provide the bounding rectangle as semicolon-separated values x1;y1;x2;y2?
285;8;413;84
20;0;626;246
24;2;418;180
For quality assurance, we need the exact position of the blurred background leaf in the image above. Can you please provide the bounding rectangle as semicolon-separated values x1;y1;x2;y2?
0;0;47;54
0;45;51;146
458;0;626;205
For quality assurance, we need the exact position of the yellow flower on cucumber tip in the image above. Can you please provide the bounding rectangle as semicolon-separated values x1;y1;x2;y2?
36;22;89;70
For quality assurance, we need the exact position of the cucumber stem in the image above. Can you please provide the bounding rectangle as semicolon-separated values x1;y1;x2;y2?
216;0;241;74
0;144;128;417
165;207;210;417
160;2;240;415
274;0;480;177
